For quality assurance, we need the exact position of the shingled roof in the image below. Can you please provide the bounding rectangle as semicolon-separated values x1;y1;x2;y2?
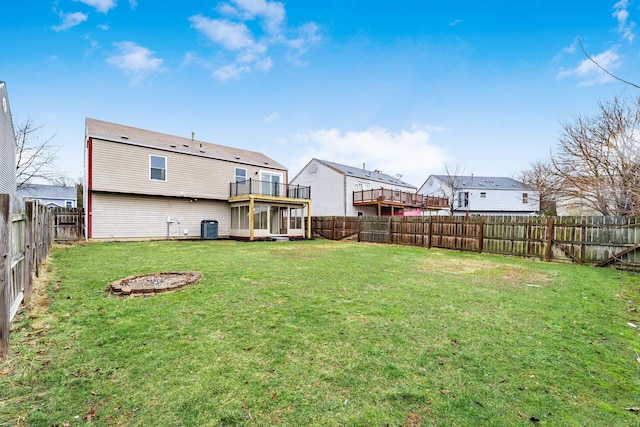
315;159;417;188
431;175;531;190
85;118;286;170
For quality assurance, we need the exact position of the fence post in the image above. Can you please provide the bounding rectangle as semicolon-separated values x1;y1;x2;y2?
332;216;337;240
478;217;484;253
427;216;432;248
545;216;554;262
0;194;10;359
23;201;34;303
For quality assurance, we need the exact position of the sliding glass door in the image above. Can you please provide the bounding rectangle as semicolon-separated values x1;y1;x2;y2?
270;206;288;235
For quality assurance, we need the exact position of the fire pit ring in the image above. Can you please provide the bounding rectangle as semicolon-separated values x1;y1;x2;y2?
109;271;202;297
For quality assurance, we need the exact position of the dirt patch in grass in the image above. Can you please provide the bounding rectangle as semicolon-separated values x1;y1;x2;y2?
417;255;554;288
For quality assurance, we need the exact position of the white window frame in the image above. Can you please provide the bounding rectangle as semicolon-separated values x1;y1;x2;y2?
260;171;284;196
522;193;529;204
480;192;486;199
150;155;167;182
235;167;247;183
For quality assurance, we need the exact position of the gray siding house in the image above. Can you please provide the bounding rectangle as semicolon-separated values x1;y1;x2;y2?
0;82;16;195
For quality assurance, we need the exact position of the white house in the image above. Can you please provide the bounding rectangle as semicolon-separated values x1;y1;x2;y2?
291;159;446;216
418;175;539;216
18;184;77;208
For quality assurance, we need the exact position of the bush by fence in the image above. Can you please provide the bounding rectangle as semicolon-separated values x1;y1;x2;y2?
312;215;640;270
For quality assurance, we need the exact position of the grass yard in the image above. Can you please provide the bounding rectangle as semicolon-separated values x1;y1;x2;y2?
1;239;640;426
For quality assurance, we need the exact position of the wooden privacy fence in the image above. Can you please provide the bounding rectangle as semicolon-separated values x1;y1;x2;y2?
1;195;55;358
51;206;85;241
0;198;83;359
312;215;640;270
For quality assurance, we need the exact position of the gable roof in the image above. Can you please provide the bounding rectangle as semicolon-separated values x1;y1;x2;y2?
430;175;531;191
85;118;286;170
17;184;76;200
314;159;416;188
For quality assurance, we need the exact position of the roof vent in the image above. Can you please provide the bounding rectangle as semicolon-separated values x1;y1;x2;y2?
235;156;240;160
183;144;189;147
120;135;129;139
170;144;177;148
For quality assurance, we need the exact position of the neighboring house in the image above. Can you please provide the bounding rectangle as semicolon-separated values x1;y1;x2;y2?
85;118;311;240
0;81;16;195
17;184;77;208
418;175;539;216
290;159;447;216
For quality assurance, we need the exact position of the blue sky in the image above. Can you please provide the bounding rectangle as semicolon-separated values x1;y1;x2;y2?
2;0;639;187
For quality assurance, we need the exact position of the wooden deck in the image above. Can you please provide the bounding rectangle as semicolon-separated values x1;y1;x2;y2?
353;188;448;213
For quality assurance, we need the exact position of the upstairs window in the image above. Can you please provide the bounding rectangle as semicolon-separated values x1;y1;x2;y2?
522;193;529;204
235;167;247;183
150;155;166;181
480;192;486;199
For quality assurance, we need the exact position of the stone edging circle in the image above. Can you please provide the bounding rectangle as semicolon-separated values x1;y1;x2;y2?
109;271;202;297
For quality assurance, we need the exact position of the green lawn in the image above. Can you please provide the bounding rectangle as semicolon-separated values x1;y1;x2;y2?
1;240;639;426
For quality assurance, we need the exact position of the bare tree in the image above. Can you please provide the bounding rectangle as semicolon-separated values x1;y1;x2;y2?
549;96;640;216
435;164;468;215
516;160;559;215
15;118;62;189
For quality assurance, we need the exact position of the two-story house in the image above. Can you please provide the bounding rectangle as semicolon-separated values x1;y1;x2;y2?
290;159;447;216
84;118;311;240
418;175;539;216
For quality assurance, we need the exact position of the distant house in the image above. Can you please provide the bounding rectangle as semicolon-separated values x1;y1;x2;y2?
0;81;16;195
418;175;539;216
290;159;447;216
84;118;311;240
17;184;77;208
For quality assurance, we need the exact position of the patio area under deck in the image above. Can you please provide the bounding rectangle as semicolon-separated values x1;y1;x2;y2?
229;179;312;240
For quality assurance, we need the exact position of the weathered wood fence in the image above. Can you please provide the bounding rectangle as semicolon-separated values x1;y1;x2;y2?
1;196;84;359
312;215;640;270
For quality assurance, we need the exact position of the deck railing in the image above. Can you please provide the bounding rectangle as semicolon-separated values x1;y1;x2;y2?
230;178;311;199
353;188;448;209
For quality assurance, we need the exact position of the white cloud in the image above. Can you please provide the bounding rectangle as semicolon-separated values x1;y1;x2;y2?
293;127;450;186
449;19;462;27
189;15;257;51
129;0;138;8
74;0;116;14
557;47;620;86
223;0;286;34
52;11;88;32
613;0;635;43
263;112;279;123
189;1;320;80
107;41;166;83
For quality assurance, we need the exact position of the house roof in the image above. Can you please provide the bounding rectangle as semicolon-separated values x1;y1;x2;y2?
17;184;77;200
430;175;531;190
314;159;417;188
85;118;286;170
